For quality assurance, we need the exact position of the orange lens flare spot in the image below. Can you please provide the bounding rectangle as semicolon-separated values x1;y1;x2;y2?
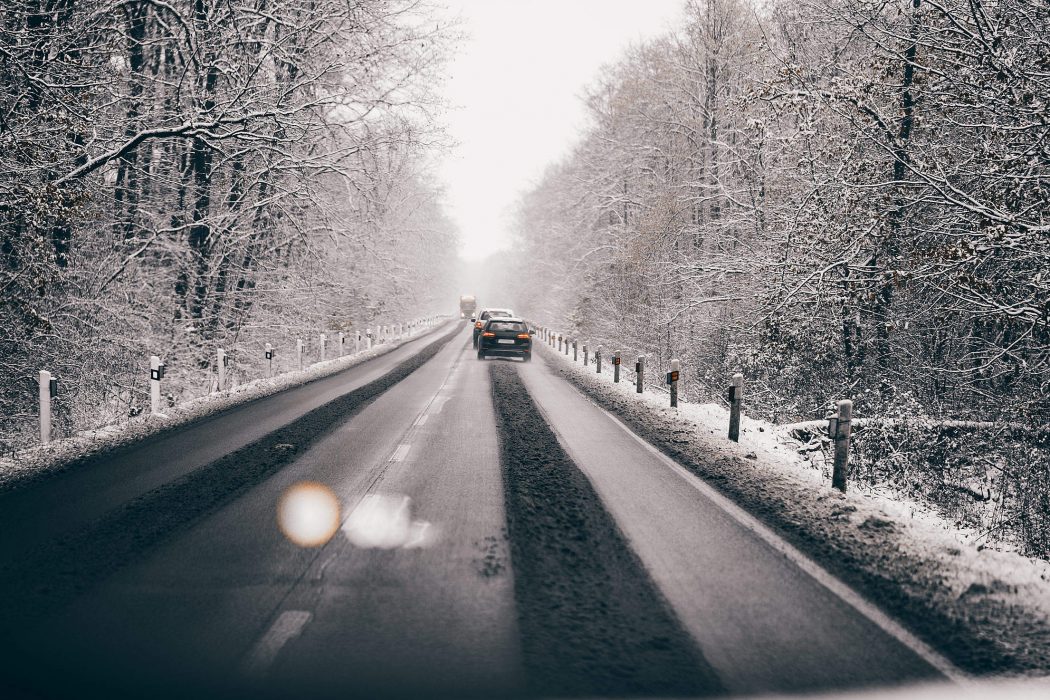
277;481;341;548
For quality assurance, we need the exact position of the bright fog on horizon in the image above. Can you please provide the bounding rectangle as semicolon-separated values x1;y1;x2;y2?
436;0;684;261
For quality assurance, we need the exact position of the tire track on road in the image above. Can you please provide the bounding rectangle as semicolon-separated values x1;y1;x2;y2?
489;361;724;698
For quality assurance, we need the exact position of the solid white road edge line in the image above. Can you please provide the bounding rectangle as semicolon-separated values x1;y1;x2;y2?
390;443;411;462
594;404;969;684
241;609;312;677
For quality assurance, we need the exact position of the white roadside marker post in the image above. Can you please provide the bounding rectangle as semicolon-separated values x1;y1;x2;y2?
636;355;645;393
668;359;681;408
596;345;602;373
583;344;589;366
217;348;227;392
338;332;345;357
39;370;53;445
613;351;621;382
367;328;373;350
565;336;570;357
320;333;327;362
150;355;163;415
832;399;854;492
265;344;274;378
573;339;578;362
355;331;361;354
728;373;743;442
296;338;304;372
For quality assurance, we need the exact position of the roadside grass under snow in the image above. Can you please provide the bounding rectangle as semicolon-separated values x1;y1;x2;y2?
0;320;450;493
538;339;1050;676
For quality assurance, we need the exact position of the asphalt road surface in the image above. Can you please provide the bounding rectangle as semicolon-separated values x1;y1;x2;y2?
0;323;948;699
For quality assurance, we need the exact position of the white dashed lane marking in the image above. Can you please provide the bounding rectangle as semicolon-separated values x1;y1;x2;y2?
241;610;312;677
390;444;411;462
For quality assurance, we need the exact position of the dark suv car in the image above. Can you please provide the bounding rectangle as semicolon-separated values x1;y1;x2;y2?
477;318;533;361
472;308;515;348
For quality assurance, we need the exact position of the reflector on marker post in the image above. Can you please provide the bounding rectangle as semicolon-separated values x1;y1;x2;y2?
668;358;680;408
728;373;743;442
150;355;162;415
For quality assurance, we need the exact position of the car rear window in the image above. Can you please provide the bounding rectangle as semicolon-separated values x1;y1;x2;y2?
487;321;525;332
481;310;512;319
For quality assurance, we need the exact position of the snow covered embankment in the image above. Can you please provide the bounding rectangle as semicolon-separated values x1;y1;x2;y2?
536;339;1050;678
0;320;453;493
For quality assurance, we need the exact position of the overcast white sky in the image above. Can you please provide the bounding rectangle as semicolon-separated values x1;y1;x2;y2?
436;0;684;261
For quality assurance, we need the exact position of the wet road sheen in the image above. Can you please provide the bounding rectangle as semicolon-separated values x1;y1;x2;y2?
0;323;945;699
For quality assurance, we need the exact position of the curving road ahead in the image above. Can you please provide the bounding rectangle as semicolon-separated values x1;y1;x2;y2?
0;322;949;699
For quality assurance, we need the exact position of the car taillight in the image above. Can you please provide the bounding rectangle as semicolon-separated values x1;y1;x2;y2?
482;331;496;337
516;334;530;339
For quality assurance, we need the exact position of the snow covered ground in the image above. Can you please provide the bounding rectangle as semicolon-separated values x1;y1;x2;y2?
0;319;450;493
536;337;1050;677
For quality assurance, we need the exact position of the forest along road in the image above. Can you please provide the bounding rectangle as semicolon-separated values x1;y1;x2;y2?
0;322;950;699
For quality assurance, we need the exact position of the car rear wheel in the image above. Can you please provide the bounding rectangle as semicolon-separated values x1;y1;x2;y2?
477;350;485;360
523;353;532;362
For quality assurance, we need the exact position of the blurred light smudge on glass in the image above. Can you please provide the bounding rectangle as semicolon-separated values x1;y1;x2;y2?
277;481;341;547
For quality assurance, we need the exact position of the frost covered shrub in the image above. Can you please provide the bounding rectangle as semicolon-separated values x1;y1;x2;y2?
851;422;1050;559
733;312;846;424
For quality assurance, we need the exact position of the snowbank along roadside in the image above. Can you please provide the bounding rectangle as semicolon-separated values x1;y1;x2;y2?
0;319;453;493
